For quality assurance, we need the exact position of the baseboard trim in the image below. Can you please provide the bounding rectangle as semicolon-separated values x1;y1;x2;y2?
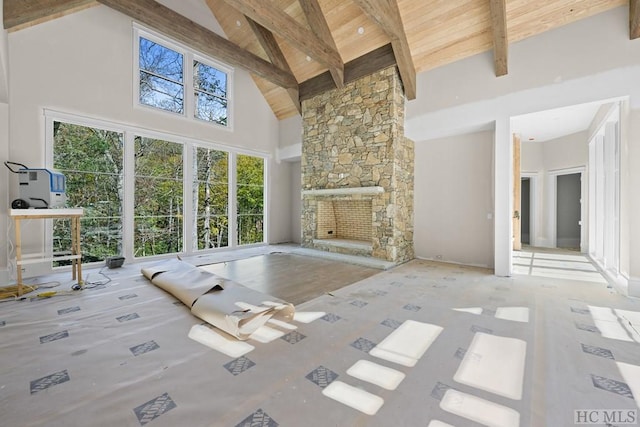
587;254;630;297
628;276;640;299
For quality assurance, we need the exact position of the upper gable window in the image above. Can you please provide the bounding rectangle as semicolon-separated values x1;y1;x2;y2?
194;60;228;126
135;26;232;128
139;37;184;114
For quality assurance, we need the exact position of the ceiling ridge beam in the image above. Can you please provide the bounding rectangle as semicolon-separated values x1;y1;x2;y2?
489;0;508;76
352;0;416;100
299;0;343;88
246;17;301;113
219;0;344;88
95;0;297;90
631;0;640;40
3;0;98;32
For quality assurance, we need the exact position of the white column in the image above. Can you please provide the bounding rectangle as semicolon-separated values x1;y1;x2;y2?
494;117;512;276
123;132;135;261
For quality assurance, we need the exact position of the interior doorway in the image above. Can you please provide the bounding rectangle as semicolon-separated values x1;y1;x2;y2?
548;167;586;252
520;178;530;245
556;173;582;250
519;173;537;248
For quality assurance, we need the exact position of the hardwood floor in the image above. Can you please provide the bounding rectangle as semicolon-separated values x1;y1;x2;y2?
200;252;380;305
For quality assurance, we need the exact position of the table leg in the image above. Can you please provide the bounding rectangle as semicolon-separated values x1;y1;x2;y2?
75;217;82;285
71;218;77;281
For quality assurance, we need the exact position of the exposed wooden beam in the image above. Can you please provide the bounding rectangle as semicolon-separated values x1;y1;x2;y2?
300;44;396;102
489;0;508;76
219;0;344;88
245;17;301;113
3;0;97;32
95;0;297;90
299;0;343;88
631;0;640;40
352;0;416;100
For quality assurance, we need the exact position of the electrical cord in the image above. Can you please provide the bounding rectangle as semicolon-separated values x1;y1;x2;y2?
32;280;61;289
83;266;112;289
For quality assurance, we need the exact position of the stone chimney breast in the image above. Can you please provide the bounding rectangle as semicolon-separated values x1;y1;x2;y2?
300;67;414;264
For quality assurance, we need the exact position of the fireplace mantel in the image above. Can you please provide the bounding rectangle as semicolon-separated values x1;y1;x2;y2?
302;186;384;197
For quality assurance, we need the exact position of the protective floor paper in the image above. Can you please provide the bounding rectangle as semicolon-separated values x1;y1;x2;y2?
440;389;520;427
2;254;638;427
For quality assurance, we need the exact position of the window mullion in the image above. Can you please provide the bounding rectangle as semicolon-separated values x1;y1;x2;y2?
185;52;194;120
229;152;238;248
139;69;184;87
123;131;136;261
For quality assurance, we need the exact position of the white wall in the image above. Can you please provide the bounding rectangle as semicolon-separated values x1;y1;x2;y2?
521;141;544;172
0;102;8;283
414;130;494;268
289;161;302;243
2;5;287;282
0;0;8;103
267;158;293;244
0;0;8;283
277;116;302;243
543;131;588;171
277;115;302;161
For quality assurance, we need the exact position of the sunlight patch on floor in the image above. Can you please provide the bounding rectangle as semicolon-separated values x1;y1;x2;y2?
454;333;527;400
513;249;607;284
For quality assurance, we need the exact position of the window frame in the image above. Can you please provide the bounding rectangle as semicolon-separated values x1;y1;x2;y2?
191;144;231;251
137;35;185;116
192;54;231;126
132;134;186;259
236;154;266;246
133;24;234;130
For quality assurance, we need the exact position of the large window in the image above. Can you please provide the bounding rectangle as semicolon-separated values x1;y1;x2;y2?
193;147;228;249
134;137;184;257
237;154;264;245
136;27;230;127
52;122;124;264
50;115;264;265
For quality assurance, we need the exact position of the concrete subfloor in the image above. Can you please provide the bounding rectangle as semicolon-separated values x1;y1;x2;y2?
1;245;639;426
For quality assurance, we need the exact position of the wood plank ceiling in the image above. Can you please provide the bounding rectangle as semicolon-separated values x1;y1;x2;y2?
4;0;637;120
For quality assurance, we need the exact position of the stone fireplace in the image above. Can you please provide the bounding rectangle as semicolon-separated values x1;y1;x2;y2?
301;66;414;264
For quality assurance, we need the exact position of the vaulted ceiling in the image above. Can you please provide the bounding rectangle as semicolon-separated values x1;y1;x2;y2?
4;0;639;120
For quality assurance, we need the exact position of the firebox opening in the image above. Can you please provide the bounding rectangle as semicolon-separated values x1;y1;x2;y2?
316;199;372;243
